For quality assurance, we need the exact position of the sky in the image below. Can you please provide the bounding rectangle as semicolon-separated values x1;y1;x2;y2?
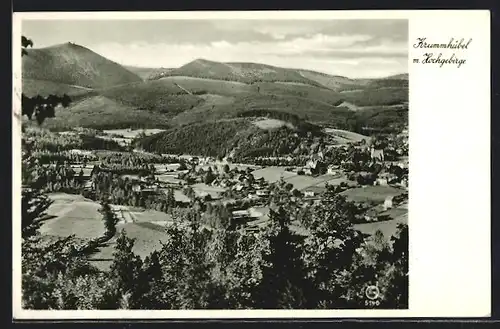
22;19;408;78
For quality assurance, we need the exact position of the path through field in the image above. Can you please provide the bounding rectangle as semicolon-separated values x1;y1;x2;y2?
173;82;193;95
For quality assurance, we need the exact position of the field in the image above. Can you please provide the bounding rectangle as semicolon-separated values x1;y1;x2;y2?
252;166;297;183
316;176;356;187
253;118;295;130
341;186;406;204
159;76;251;95
156;175;184;185
354;211;407;240
88;221;171;271
41;193;105;239
41;193;176;271
324;128;371;144
102;128;166;139
283;174;338;191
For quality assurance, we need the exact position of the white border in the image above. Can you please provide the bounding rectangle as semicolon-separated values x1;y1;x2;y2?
13;10;491;319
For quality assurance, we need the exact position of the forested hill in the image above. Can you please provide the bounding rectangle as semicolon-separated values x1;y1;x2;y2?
136;118;325;158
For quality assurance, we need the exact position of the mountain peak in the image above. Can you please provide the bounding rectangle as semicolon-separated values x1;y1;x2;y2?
189;58;218;65
22;42;142;89
45;41;90;53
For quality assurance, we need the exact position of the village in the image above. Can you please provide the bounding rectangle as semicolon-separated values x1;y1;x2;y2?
44;126;409;237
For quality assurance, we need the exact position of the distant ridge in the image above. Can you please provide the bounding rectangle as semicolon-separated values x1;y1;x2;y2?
146;58;408;92
147;58;326;88
22;42;142;89
22;43;408;132
384;73;409;80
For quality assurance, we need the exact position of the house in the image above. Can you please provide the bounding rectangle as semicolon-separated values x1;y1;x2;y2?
198;157;210;165
73;167;93;180
232;210;251;220
370;146;385;162
364;207;380;222
83;180;94;190
327;165;338;175
304;191;315;197
384;196;394;211
375;172;398;186
141;187;157;195
306;158;319;170
374;177;388;186
303;186;326;198
219;179;231;188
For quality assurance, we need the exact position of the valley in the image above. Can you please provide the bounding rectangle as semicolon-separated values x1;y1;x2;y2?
21;36;409;310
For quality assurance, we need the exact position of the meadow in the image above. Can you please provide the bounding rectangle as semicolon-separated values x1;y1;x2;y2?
324;128;371;144
252;166;297;183
102;128;166;139
41;193;105;239
41;193;175;271
341;185;407;204
354;211;407;240
284;174;338;191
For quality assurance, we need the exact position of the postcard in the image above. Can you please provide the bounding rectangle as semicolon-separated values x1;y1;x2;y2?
12;10;491;319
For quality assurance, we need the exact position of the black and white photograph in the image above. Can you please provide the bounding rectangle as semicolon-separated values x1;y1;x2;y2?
18;14;410;312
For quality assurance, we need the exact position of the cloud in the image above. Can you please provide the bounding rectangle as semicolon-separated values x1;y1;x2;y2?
92;31;407;78
24;19;408;78
211;20;325;39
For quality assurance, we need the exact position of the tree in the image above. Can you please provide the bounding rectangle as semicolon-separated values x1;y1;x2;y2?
109;231;143;308
166;188;176;210
21;187;97;309
256;207;312;308
158;218;218;309
204;167;216;185
178;160;188;171
134;251;170;309
99;201;119;239
380;224;408;308
22;187;53;239
301;189;365;308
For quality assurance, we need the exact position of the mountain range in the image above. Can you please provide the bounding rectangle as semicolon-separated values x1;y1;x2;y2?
22;42;408;132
